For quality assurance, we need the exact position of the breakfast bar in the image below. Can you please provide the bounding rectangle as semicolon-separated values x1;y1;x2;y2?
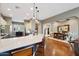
0;34;44;56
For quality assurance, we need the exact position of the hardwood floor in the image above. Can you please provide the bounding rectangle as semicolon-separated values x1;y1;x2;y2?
35;37;75;56
35;45;44;56
35;39;44;56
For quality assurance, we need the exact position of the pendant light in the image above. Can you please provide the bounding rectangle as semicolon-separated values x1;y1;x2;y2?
32;3;40;24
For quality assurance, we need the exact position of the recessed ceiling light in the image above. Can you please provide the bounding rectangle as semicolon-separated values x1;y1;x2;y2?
7;8;11;11
30;7;33;10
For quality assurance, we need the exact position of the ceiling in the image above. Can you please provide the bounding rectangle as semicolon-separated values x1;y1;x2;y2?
0;3;79;22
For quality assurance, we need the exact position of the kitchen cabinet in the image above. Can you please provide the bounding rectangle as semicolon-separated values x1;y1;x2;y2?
11;48;32;56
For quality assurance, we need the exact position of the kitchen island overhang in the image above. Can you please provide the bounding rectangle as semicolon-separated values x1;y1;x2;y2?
0;34;44;56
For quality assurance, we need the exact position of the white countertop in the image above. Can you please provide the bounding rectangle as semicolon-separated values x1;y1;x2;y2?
0;34;44;53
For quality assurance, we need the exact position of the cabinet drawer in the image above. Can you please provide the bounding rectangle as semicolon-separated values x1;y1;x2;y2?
11;48;32;56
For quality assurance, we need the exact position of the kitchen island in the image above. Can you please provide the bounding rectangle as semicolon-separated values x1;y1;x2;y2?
0;34;44;56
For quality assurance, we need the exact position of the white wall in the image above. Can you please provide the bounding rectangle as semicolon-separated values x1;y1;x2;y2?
43;23;52;35
42;7;79;40
52;17;79;40
43;17;79;41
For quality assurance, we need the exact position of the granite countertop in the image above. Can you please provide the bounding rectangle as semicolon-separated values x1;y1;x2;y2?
0;34;44;53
